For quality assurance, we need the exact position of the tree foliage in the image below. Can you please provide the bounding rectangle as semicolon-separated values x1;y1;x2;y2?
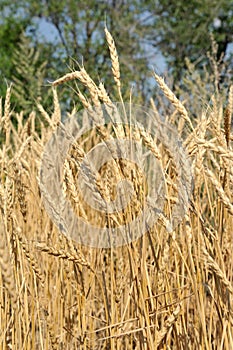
11;35;53;113
147;0;233;85
1;0;233;110
0;3;31;97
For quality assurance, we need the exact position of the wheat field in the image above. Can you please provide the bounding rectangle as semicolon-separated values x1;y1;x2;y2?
0;30;233;349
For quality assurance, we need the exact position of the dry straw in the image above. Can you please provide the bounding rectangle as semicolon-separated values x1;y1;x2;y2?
0;213;17;309
1;28;233;349
156;304;181;346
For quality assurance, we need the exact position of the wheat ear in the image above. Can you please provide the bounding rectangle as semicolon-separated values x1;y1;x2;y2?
52;71;82;86
36;243;93;272
202;248;233;295
0;97;2;125
205;167;233;215
3;84;12;147
154;73;193;130
224;107;231;148
0;213;17;308
156;305;181;346
52;87;61;128
16;227;45;285
105;27;121;89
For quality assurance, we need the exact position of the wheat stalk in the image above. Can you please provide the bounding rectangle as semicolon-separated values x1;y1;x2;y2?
3;84;12;147
205;167;233;215
0;212;17;309
154;73;193;130
52;71;82;86
105;27;121;89
156;305;181;346
52;87;61;128
202;248;233;295
35;243;93;271
15;226;45;286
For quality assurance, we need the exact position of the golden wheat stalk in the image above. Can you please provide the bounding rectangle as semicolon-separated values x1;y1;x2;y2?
224;107;231;147
156;304;181;346
52;87;61;128
53;67;100;107
202;248;233;295
0;96;2;124
0;213;17;309
3;84;12;147
37;102;53;128
15;227;45;286
98;82;113;105
76;88;91;109
105;27;121;88
35;243;93;271
205;167;233;215
52;71;83;86
154;73;194;130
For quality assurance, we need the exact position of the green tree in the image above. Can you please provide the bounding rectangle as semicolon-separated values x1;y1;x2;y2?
25;0;153;101
0;2;31;97
11;34;54;113
1;0;154;107
147;0;233;87
2;0;233;109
